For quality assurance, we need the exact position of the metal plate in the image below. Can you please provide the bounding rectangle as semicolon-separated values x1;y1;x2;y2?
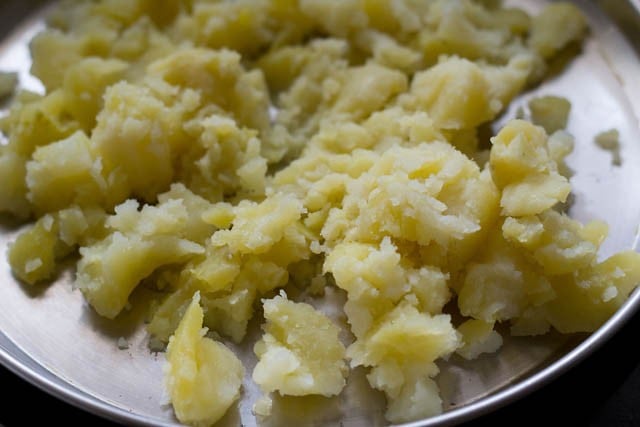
1;1;639;426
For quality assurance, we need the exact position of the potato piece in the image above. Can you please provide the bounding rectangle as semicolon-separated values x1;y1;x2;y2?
165;292;244;427
76;198;204;318
62;58;129;131
491;120;555;185
363;0;415;34
148;287;192;345
149;48;270;133
0;150;31;219
500;173;571;217
348;304;460;423
405;55;531;131
325;238;450;338
321;142;499;275
179;115;267;202
355;31;422;73
264;39;351;158
503;211;607;276
528;96;571;134
202;255;290;343
299;0;368;37
595;129;622;166
91;81;190;202
546;251;640;333
268;60;407;163
529;3;588;59
202;288;256;344
56;206;107;247
157;184;217;245
1;90;81;157
149;201;310;345
418;1;531;65
490;120;571;216
253;294;347;396
77;232;202;319
174;1;273;56
329;63;408;121
8;216;58;284
184;247;241;294
461;216;640;336
458;231;555;323
30;30;85;91
406;57;494;130
256;44;317;94
26;131;112;214
456;319;503;360
271;148;376;217
383;375;442;424
8;205;107;285
211;193;305;255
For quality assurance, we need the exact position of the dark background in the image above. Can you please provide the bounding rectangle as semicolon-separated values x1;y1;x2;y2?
2;307;640;426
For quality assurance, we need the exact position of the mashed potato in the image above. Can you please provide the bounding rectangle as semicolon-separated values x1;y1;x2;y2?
2;0;639;425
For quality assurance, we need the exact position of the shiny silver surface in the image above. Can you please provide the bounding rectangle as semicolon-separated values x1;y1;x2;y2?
1;1;639;426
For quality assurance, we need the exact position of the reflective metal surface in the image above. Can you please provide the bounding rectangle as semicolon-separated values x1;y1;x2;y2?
1;1;639;426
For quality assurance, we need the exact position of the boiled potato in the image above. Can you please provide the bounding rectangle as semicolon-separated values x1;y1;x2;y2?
166;292;244;426
490;120;571;216
253;294;347;396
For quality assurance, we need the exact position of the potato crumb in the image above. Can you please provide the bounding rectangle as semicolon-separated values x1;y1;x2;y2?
528;96;571;134
595;129;622;166
252;396;273;418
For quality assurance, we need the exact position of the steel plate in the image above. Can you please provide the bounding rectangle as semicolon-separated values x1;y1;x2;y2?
1;1;639;426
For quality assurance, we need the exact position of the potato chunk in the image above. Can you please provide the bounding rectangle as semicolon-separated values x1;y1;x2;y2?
502;211;607;276
76;194;206;318
528;96;571;134
529;3;588;59
165;292;244;426
321;142;499;273
253;294;347;397
0;150;31;219
90;81;190;202
26;131;111;214
8;216;58;284
325;237;450;338
404;55;531;130
546;251;640;333
62;58;129;131
456;319;503;360
348;304;460;423
490;120;571;216
8;206;107;285
211;193;304;254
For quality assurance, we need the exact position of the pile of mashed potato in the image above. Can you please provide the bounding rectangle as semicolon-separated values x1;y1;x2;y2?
2;0;639;425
